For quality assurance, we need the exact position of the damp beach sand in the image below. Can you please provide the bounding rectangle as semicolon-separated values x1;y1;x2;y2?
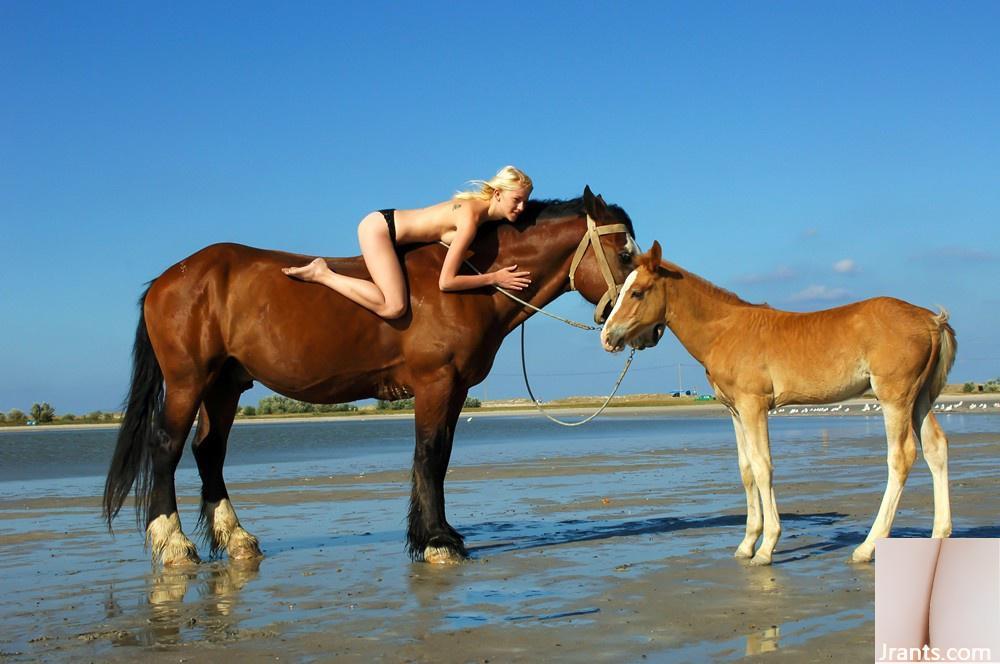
1;410;998;662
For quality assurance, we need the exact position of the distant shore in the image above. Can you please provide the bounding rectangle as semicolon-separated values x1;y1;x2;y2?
2;392;997;433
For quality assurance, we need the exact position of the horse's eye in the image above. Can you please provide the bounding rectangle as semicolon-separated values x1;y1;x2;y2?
631;290;645;300
618;251;633;264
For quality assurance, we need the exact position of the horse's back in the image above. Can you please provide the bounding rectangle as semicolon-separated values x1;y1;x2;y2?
178;242;372;279
142;241;465;400
717;297;947;400
749;296;943;338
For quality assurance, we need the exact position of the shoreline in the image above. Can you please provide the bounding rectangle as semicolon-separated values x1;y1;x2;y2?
1;393;997;433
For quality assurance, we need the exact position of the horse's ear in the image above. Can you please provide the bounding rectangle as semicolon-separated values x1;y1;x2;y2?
594;193;609;216
583;185;596;217
645;241;662;270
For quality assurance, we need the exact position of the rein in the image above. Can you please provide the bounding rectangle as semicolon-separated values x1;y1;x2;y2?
438;214;636;426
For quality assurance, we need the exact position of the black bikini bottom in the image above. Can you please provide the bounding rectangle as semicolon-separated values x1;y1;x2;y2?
378;209;396;245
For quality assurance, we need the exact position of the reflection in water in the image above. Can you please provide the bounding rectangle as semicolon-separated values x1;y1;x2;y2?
408;562;466;610
140;559;262;645
146;568;197;645
741;565;786;655
746;625;780;655
742;563;786;595
202;559;262;617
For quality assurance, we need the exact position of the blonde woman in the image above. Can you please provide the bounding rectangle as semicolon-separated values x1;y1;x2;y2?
283;166;533;319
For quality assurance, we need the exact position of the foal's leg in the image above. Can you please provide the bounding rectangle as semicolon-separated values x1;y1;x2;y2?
409;373;468;564
852;402;918;563
737;402;781;566
146;383;202;566
193;377;262;561
731;414;762;559
920;412;952;539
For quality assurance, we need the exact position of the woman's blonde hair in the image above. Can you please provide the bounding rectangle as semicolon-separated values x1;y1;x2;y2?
455;165;533;201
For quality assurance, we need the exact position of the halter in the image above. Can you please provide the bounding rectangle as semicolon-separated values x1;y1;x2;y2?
568;215;632;324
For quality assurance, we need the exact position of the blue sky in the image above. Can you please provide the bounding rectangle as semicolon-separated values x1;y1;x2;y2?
2;2;999;413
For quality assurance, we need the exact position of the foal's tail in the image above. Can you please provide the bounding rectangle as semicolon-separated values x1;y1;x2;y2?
103;286;163;531
926;308;957;403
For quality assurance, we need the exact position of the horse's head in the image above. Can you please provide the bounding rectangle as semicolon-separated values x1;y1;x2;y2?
567;186;640;324
601;240;669;352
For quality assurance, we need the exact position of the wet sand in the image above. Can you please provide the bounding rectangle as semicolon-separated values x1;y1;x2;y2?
1;417;998;662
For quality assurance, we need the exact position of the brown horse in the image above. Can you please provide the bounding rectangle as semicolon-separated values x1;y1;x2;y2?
601;241;956;565
103;187;638;566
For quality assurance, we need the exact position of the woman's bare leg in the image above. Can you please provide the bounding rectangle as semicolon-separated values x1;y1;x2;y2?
282;212;408;318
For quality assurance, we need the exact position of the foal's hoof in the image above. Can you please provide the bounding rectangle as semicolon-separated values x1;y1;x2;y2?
424;545;464;565
848;547;874;564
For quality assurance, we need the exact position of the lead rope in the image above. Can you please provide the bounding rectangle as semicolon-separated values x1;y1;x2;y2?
519;323;635;427
438;240;635;426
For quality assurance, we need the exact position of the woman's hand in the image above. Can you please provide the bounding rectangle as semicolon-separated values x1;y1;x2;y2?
492;265;531;291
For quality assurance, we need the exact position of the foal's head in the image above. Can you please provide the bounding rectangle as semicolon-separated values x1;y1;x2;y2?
601;240;668;352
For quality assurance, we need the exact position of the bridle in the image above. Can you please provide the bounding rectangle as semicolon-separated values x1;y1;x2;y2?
567;214;633;324
442;212;637;426
439;212;635;330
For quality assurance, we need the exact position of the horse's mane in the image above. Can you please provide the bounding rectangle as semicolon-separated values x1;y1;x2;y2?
517;197;635;237
662;260;771;309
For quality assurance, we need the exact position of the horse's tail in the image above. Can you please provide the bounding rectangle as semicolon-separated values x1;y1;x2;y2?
103;286;163;531
926;307;957;403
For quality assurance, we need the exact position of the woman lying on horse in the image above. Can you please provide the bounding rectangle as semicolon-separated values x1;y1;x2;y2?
282;165;534;318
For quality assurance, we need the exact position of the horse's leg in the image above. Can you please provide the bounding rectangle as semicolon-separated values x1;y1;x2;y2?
408;373;468;564
852;401;919;563
192;370;262;561
920;411;952;539
731;414;762;559
146;383;202;566
737;402;781;566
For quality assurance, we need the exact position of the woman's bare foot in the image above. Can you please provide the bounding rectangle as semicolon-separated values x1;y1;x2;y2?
282;257;332;283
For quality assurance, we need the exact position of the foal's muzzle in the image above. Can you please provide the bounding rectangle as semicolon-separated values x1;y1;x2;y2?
629;323;666;350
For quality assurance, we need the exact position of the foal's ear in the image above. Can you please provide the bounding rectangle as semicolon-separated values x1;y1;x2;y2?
643;240;662;270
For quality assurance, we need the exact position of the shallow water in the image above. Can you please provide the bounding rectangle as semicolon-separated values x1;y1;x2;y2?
1;412;997;661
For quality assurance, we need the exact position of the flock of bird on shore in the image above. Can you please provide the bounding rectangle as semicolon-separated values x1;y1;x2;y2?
769;400;1000;416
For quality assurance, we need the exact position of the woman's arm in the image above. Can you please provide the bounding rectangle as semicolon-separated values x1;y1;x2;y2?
438;219;530;292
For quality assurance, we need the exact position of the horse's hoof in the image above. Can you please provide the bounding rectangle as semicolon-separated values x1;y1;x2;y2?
734;546;755;559
229;543;263;560
227;529;263;560
162;546;201;567
424;545;464;565
748;554;772;567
